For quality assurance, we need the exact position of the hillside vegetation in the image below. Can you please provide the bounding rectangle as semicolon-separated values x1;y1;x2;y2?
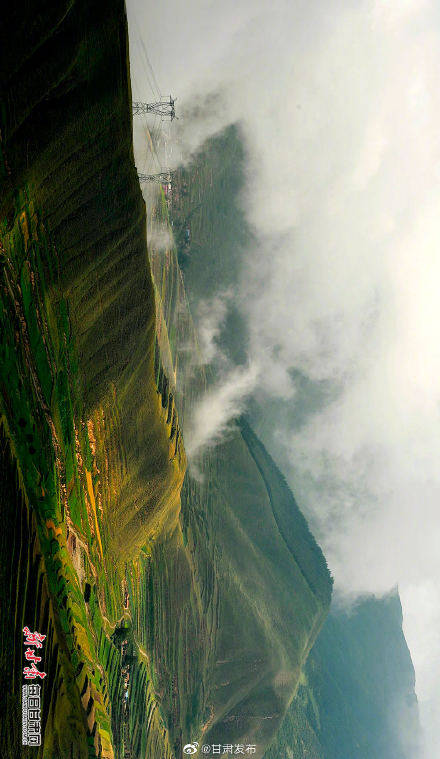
127;424;332;758
0;2;333;758
1;0;183;755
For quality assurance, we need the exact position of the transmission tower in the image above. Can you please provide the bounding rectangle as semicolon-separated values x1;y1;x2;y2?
137;172;172;184
132;96;176;120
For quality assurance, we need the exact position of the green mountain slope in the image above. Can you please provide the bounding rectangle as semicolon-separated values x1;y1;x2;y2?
205;423;332;752
0;3;332;758
264;593;421;759
128;421;332;758
1;0;183;756
0;0;185;563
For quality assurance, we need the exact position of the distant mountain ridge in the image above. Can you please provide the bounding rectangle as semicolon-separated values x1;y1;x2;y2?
239;418;332;608
264;592;422;759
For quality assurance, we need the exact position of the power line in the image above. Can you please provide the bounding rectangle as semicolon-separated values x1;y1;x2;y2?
139;36;162;99
129;31;178;184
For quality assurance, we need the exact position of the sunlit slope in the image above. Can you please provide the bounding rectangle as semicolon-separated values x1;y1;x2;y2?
264;593;421;759
128;420;332;759
0;0;185;562
0;0;185;756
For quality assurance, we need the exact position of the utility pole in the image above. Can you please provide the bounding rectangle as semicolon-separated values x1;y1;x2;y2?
132;96;176;120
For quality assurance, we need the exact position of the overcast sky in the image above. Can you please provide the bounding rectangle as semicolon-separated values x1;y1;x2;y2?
127;1;440;754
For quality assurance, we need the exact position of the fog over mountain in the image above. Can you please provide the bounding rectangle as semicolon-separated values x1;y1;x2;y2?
127;1;440;754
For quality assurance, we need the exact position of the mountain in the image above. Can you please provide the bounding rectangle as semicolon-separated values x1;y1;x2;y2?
1;3;419;759
264;592;422;759
128;419;332;757
0;1;332;757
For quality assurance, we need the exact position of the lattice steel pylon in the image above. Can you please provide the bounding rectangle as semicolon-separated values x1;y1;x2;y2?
137;171;172;184
132;96;176;120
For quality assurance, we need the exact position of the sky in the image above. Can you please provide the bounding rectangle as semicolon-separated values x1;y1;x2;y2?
127;1;440;754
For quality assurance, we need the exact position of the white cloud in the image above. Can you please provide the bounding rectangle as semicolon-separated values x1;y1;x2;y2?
195;291;233;366
185;362;259;460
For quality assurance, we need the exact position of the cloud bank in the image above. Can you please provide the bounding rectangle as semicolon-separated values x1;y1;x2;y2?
185;362;259;460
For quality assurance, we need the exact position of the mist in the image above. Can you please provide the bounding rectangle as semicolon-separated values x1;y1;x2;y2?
127;0;440;755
